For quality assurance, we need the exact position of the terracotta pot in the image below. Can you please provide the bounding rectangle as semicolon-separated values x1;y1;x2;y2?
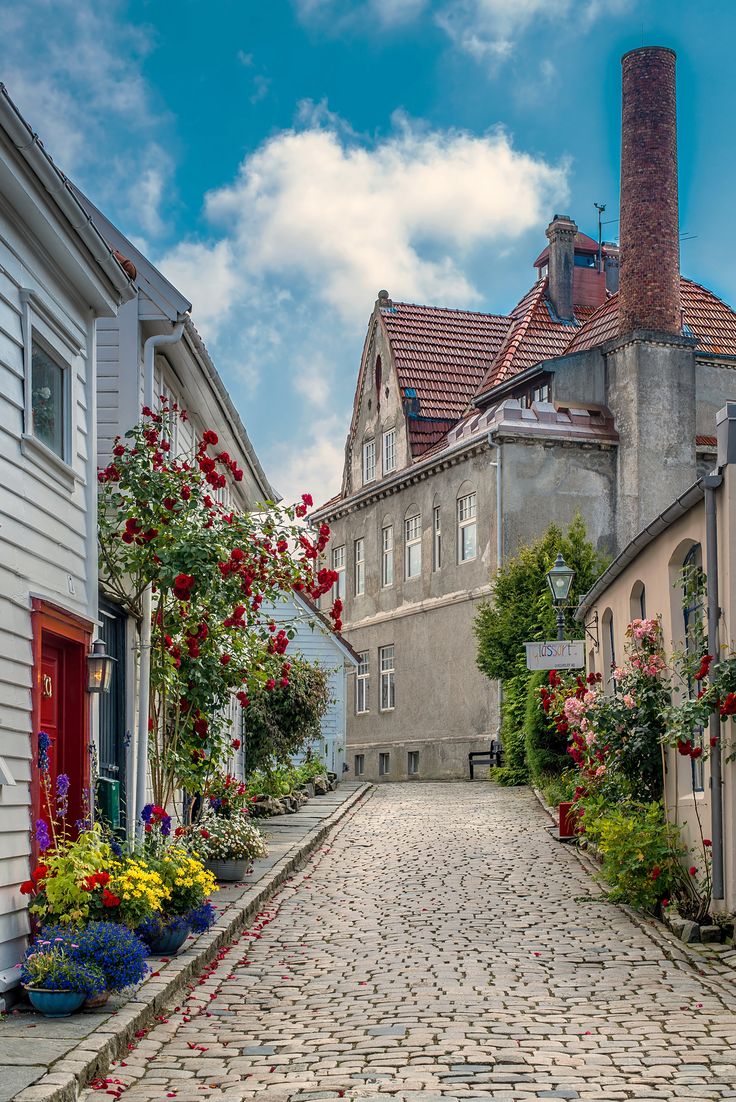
84;990;110;1009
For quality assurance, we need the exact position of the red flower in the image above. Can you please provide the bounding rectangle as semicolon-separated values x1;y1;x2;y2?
202;430;219;446
200;829;211;839
689;866;698;876
193;717;209;737
651;866;662;880
231;739;241;750
695;654;714;681
265;678;276;691
19;880;36;895
102;888;121;908
173;573;195;601
174;827;186;838
301;493;313;507
704;838;712;847
220;654;231;665
32;864;49;882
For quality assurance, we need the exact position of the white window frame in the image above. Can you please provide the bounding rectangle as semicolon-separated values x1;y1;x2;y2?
382;428;396;474
408;750;419;775
381;525;394;587
20;288;81;491
433;505;442;571
354;753;365;776
457;492;477;564
379;752;390;777
354;537;365;597
362;438;376;484
356;652;369;715
332;545;345;599
405;514;422;579
379;644;395;712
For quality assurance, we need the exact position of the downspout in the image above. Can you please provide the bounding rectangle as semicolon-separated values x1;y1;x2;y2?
134;319;186;838
488;432;503;741
704;471;724;901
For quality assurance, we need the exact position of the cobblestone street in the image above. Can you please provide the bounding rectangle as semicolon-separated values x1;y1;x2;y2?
84;784;736;1102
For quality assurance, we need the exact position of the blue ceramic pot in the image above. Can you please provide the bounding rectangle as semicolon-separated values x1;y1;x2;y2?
25;987;86;1017
144;923;189;956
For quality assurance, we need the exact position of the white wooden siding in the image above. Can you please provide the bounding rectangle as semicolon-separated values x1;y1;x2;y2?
0;209;96;975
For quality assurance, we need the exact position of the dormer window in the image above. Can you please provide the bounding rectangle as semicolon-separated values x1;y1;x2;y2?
362;439;376;484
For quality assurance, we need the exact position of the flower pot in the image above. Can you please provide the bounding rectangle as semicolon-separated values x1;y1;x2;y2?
143;923;189;957
24;987;86;1017
559;802;579;839
84;990;110;1009
206;858;249;882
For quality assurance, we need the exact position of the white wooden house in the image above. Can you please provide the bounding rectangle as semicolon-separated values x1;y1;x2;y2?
69;192;278;824
0;87;134;1003
270;594;360;775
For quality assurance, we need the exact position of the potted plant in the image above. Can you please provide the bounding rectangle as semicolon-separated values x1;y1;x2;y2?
37;922;149;1008
21;941;105;1017
135;806;218;955
192;812;267;881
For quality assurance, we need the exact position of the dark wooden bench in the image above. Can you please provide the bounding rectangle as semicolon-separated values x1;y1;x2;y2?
468;739;504;779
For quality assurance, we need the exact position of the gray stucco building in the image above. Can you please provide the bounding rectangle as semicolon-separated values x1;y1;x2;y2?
311;47;736;783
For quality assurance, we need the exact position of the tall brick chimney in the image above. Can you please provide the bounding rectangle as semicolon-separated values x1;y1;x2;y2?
618;46;681;335
545;214;577;321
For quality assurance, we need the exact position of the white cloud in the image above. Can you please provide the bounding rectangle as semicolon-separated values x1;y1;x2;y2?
294;0;429;29
196;112;567;325
0;0;173;237
436;0;634;66
266;413;348;509
158;240;241;331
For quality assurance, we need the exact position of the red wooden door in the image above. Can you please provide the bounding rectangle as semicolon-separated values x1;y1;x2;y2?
39;641;63;824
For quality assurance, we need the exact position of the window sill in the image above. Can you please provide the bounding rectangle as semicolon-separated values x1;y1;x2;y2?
21;434;80;492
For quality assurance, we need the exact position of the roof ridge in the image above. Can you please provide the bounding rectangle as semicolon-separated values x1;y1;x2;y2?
387;300;509;321
476;279;548;393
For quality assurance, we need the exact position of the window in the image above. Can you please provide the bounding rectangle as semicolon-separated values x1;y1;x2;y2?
381;525;394;587
408;751;419;775
31;339;66;459
601;608;616;693
630;581;647;622
379;752;390;777
354;538;365;596
405;513;422;579
433;505;442;571
354;754;365;776
457;492;477;563
683;545;706;791
356;652;369;715
379;645;395;711
332;545;345;599
362;439;376;484
383;429;396;474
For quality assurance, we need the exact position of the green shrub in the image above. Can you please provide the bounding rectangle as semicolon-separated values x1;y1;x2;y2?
524;671;570;785
581;799;686;912
244;658;329;774
539;769;578;808
491;675;529;786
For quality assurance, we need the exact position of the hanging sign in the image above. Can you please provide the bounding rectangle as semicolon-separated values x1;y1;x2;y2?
524;640;585;671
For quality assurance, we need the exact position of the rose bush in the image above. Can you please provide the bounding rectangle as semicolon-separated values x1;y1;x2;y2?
98;400;341;806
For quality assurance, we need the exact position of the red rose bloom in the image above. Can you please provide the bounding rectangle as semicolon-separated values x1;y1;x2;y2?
102;888;121;908
19;880;35;895
689;866;698;876
231;739;241;750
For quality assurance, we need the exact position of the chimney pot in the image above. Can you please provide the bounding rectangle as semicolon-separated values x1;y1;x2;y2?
618;46;681;335
545;214;578;321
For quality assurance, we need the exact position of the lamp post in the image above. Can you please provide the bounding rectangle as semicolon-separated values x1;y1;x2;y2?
87;639;115;694
546;553;575;642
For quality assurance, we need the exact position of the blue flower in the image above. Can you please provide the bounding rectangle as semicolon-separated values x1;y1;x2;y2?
35;819;51;852
140;804;154;824
38;923;148;994
37;731;51;772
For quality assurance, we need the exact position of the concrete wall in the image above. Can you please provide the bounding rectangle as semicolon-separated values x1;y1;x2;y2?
696;361;736;438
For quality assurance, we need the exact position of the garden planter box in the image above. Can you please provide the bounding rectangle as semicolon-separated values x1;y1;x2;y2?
558;802;579;839
206;858;249;882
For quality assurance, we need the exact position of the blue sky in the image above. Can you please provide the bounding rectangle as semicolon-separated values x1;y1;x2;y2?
3;0;735;504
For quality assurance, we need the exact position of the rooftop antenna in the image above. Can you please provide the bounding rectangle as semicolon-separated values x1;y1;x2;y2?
594;202;606;272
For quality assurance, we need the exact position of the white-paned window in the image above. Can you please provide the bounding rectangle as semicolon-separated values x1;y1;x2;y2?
381;525;394;587
433;506;442;571
356;652;369;715
405;513;422;579
354;537;365;596
383;429;396;474
379;645;395;711
332;545;345;599
362;439;376;484
457;492;477;563
379;752;390;777
30;338;67;460
408;750;419;775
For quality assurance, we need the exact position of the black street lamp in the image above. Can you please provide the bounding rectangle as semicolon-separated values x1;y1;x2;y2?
546;553;575;641
87;639;116;694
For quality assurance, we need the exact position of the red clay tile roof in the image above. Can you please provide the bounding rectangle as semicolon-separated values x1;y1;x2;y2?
696;435;717;448
566;278;736;357
380;302;510;426
407;417;457;458
475;279;597;398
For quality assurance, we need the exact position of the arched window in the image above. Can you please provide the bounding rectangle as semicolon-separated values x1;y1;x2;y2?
682;543;705;791
601;608;616;692
404;506;422;579
630;581;646;622
456;482;477;564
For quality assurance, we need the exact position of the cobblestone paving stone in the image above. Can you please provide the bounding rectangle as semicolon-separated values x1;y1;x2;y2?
80;784;736;1102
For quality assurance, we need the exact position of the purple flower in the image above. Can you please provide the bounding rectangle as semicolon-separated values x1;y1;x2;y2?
140;804;154;824
160;815;171;838
35;819;51;852
37;732;51;772
55;773;70;818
